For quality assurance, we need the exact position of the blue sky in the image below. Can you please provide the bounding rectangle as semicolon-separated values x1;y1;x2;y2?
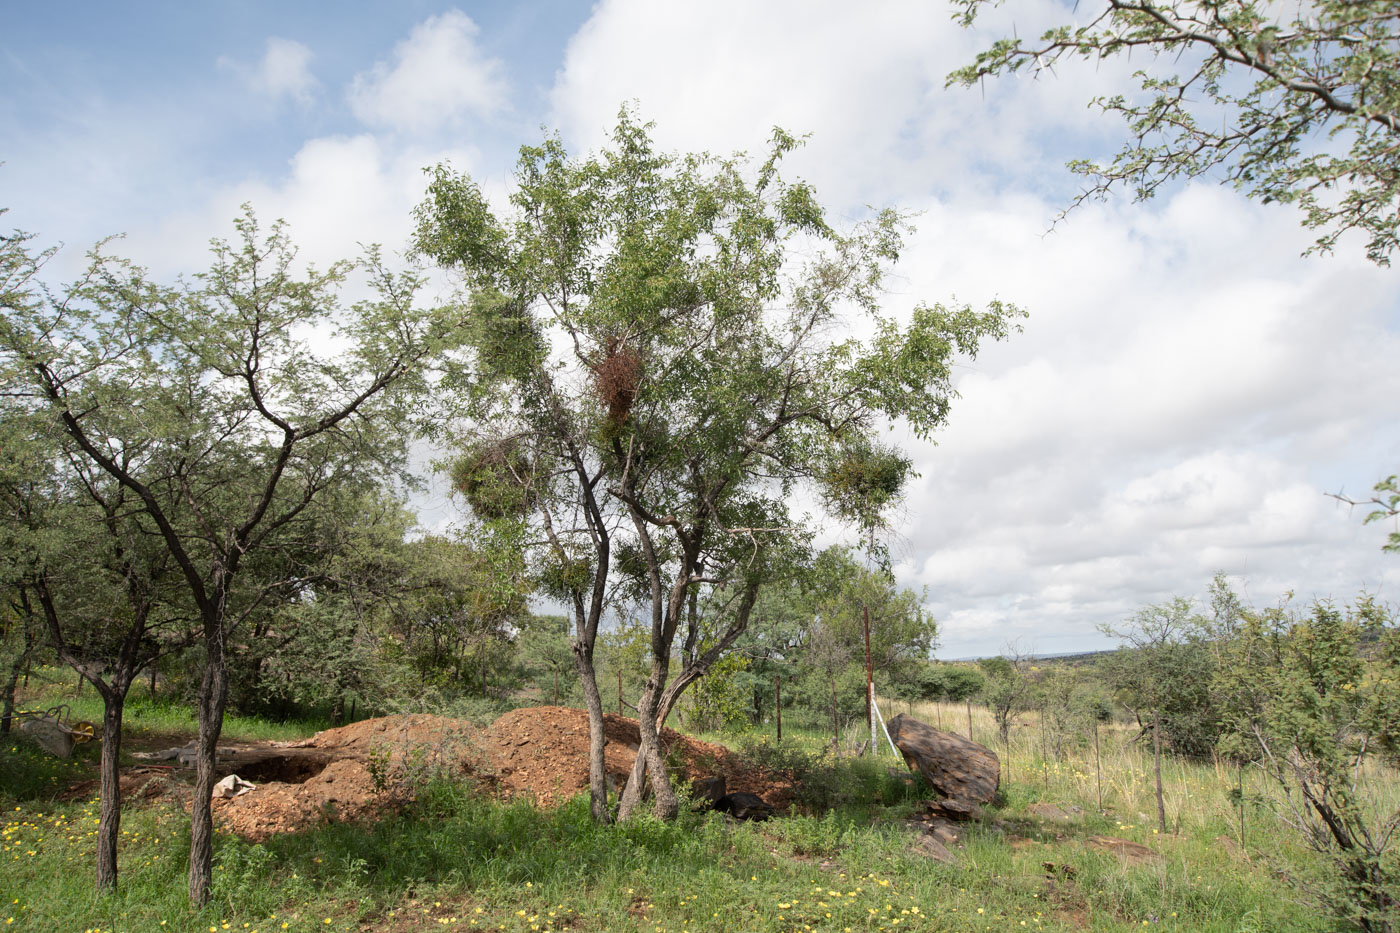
5;1;1400;658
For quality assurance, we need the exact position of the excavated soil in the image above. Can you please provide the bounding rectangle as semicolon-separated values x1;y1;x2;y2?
197;707;795;841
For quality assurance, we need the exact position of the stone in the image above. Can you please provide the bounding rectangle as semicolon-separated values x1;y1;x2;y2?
692;776;726;806
926;797;983;822
1029;802;1075;822
715;791;773;821
911;832;956;864
886;713;1000;804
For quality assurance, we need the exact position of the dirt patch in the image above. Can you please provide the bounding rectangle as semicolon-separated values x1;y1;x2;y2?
205;707;795;841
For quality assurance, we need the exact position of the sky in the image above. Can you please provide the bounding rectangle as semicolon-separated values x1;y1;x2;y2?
5;1;1399;658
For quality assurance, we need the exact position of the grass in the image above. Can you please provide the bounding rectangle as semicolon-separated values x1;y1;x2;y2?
0;676;1366;932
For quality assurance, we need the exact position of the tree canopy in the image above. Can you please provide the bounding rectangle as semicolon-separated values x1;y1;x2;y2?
949;0;1400;265
413;113;1022;821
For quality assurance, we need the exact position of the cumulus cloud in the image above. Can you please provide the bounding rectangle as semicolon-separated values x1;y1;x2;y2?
349;10;508;134
15;1;1399;659
542;0;1400;657
221;37;319;105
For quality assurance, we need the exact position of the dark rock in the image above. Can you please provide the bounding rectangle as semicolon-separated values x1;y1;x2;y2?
886;713;999;804
715;791;773;821
926;797;983;822
692;776;727;806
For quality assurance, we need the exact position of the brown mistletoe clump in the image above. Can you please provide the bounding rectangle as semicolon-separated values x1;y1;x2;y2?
594;336;641;424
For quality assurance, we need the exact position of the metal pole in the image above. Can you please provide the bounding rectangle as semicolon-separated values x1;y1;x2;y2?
775;675;782;742
864;605;873;756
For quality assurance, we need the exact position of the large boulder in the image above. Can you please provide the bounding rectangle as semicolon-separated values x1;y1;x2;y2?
886;713;999;804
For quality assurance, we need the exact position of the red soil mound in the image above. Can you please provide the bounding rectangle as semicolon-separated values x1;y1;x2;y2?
208;707;793;841
483;706;790;808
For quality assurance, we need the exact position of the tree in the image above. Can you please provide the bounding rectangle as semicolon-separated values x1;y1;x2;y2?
1100;596;1203;834
949;0;1400;266
413;113;1021;821
1211;587;1399;932
787;548;938;748
978;652;1032;746
0;407;197;891
0;209;455;903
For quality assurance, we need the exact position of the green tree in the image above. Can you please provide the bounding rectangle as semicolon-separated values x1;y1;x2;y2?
1100;596;1206;834
413;113;1018;821
0;368;194;893
1211;588;1399;931
978;653;1032;747
950;0;1400;264
0;209;455;903
516;614;576;706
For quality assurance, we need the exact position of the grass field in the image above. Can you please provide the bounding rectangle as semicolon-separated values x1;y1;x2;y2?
1;675;1381;932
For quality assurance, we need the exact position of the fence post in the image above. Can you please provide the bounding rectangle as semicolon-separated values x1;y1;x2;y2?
775;675;782;742
1094;720;1103;812
617;670;623;716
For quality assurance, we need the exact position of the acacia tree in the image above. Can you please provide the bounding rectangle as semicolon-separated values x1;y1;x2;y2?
949;0;1400;265
1100;596;1202;834
1209;586;1399;932
0;409;196;891
0;209;454;903
414;114;1021;821
785;547;938;749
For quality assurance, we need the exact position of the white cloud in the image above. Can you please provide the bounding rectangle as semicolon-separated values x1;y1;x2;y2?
13;0;1400;660
221;37;319;105
349;10;508;134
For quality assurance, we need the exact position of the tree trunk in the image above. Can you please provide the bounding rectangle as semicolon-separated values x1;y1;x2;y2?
618;654;679;822
831;676;840;749
95;687;126;891
188;635;228;905
1152;708;1166;835
1;651;23;735
573;640;611;824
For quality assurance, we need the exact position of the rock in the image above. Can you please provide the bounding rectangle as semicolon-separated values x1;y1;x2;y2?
1085;835;1162;864
912;832;957;863
692;776;726;806
886;714;999;804
19;717;75;758
715;791;773;821
1029;802;1076;822
926;798;983;822
925;817;962;845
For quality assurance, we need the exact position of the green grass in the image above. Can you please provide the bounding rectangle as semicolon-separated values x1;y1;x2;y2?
0;680;1354;932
